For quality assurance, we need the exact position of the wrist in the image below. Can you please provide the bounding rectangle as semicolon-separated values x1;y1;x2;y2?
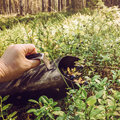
0;58;9;82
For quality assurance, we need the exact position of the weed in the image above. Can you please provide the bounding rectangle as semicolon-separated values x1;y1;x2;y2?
0;95;17;120
27;96;64;120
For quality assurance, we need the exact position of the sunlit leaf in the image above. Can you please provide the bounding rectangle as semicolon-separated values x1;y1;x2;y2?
2;95;10;102
27;109;36;113
2;104;11;111
87;96;96;106
52;111;64;116
28;99;39;104
7;111;17;119
96;90;104;99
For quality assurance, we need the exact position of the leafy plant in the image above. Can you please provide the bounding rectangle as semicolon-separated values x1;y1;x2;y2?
27;96;64;120
0;95;17;120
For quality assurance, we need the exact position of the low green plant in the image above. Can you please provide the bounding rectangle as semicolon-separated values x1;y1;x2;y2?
60;81;120;120
0;95;17;120
27;95;64;120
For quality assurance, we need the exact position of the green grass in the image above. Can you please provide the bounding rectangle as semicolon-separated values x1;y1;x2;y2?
0;5;120;120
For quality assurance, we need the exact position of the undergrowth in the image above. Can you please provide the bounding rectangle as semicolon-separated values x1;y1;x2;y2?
0;3;120;120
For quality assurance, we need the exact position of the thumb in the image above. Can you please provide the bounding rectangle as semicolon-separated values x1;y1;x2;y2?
30;60;40;68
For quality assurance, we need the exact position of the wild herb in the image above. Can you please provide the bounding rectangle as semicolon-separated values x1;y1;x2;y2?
27;96;64;120
0;95;17;120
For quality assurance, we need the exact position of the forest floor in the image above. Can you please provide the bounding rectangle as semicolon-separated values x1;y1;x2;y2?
0;6;120;120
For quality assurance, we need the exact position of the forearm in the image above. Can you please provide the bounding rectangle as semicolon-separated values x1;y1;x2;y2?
0;59;9;82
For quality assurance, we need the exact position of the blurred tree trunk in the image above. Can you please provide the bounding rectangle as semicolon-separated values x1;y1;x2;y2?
14;0;19;13
25;0;28;14
39;0;42;12
3;0;6;13
103;0;120;7
33;0;36;13
58;0;61;11
55;0;58;11
48;0;51;12
12;0;15;13
71;0;75;9
0;0;2;14
82;0;86;8
42;0;44;11
44;0;48;12
0;0;120;15
66;0;69;11
61;0;66;11
51;0;55;11
9;0;12;14
51;0;58;11
19;0;23;15
66;0;69;6
72;0;86;11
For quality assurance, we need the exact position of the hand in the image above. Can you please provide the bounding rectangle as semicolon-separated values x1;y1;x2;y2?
0;44;40;82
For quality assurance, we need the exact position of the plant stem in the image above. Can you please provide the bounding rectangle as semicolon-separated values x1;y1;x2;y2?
49;54;70;88
0;96;5;120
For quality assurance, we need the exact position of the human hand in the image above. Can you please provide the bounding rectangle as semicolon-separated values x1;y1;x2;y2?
0;44;40;82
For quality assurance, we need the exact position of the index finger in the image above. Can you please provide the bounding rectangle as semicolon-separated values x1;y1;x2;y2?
22;44;37;55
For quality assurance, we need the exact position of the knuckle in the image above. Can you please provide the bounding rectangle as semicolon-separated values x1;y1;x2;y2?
8;44;14;49
11;45;20;52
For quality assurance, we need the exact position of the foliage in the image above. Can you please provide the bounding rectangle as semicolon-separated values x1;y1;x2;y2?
0;5;120;119
0;95;17;120
27;96;64;120
0;12;73;31
62;78;120;120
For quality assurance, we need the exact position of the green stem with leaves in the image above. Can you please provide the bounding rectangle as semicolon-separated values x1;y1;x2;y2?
0;96;5;120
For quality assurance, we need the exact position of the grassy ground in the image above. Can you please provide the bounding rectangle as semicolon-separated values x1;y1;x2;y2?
0;5;120;120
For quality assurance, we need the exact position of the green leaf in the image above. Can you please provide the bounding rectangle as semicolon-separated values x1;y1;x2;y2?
7;111;17;118
81;90;87;99
92;75;100;82
69;89;76;94
48;98;54;104
113;111;120;116
28;99;39;104
34;109;42;116
52;111;64;116
52;102;58;107
53;107;61;111
116;107;120;111
2;104;11;111
76;112;84;116
39;106;46;113
35;115;42;120
2;95;10;102
40;96;48;104
0;96;2;99
11;116;17;120
96;90;104;99
87;96;96;106
107;99;114;107
56;116;65;120
75;99;85;110
69;105;75;111
27;109;36;113
90;107;104;118
47;113;54;119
